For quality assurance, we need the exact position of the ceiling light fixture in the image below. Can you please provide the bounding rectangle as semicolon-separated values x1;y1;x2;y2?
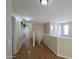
40;0;48;6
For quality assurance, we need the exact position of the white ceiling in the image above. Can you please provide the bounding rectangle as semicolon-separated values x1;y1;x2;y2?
12;0;72;23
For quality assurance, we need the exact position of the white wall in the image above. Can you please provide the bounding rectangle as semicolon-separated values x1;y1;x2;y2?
44;23;50;34
12;17;26;54
32;23;44;44
6;0;12;59
43;34;58;54
58;37;72;58
69;22;72;37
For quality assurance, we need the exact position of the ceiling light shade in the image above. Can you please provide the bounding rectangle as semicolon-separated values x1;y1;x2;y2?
40;0;48;6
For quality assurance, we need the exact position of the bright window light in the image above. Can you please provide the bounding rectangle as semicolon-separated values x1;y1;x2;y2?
55;25;58;30
63;24;69;35
50;25;54;31
41;0;48;5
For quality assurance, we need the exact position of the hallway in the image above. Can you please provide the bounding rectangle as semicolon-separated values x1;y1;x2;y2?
6;0;72;59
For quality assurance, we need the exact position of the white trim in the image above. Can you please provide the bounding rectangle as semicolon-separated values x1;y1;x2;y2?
15;43;23;54
43;41;57;55
57;54;72;59
49;46;57;55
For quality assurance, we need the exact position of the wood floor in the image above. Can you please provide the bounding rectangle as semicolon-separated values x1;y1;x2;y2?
13;40;66;59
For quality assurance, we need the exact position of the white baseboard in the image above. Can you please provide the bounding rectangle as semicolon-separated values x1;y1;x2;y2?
57;54;72;59
57;48;72;59
49;46;57;55
43;41;57;55
15;43;23;55
49;46;72;59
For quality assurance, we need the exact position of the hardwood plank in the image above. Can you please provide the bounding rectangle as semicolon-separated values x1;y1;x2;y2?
13;39;66;59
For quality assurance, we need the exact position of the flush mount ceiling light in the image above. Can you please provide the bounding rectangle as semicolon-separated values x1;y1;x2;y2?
40;0;49;6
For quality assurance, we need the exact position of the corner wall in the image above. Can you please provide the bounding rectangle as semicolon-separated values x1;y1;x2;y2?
57;37;72;58
6;0;12;59
44;23;50;34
